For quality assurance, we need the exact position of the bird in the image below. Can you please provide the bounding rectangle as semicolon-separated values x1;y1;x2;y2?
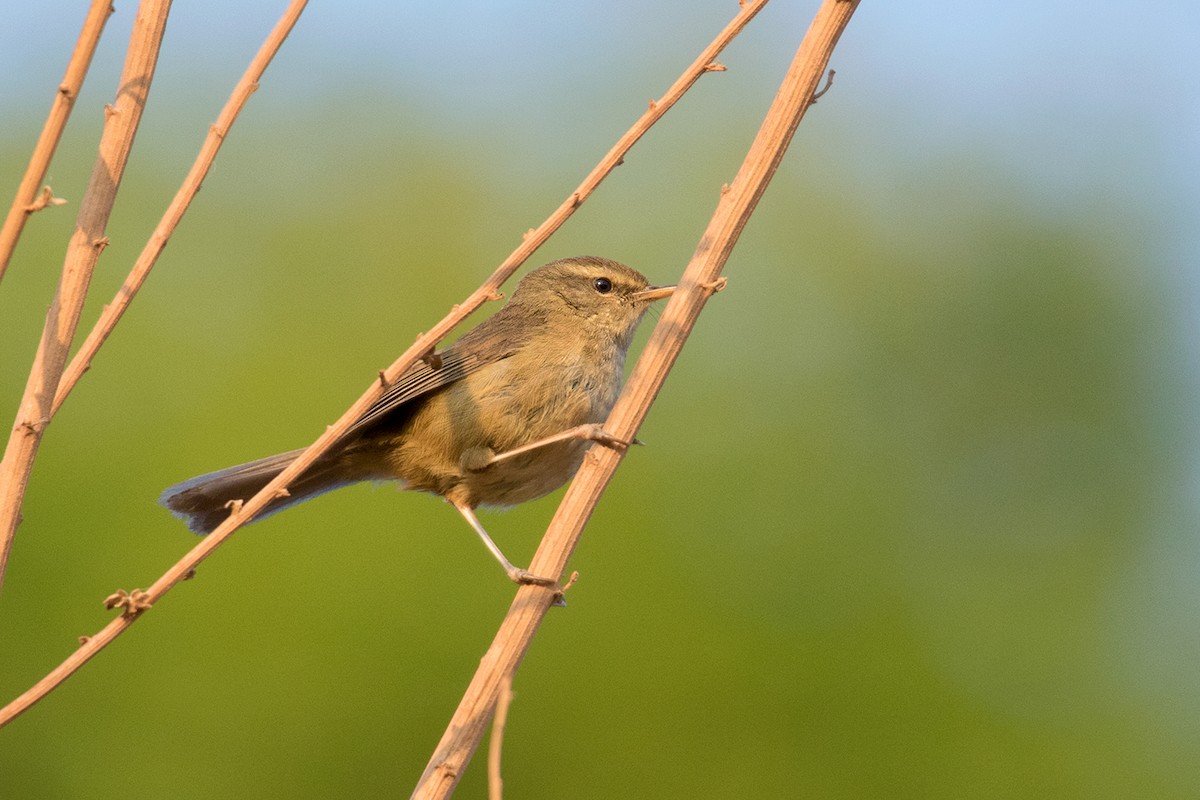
159;256;674;584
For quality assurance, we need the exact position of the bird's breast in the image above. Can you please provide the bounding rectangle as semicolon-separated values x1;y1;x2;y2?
454;336;627;506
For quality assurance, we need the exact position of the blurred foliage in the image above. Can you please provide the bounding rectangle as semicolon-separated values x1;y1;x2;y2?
1;28;1197;800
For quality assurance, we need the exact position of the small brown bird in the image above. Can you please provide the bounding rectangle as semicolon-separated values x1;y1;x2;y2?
160;257;673;584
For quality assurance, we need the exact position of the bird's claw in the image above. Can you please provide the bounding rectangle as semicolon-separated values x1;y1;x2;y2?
507;567;575;607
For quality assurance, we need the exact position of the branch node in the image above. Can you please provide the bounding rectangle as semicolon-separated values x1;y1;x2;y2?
521;228;536;240
547;571;581;608
78;635;91;645
720;183;731;196
25;186;67;213
378;369;391;387
273;488;291;500
104;588;152;618
103;103;117;120
183;568;197;581
701;276;729;295
647;98;658;111
92;236;110;253
811;69;836;104
561;570;580;594
487;290;505;302
421;348;444;371
703;61;727;73
19;417;49;436
223;498;244;514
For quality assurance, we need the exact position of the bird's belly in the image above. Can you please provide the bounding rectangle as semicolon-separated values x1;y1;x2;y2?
466;438;590;507
381;351;623;507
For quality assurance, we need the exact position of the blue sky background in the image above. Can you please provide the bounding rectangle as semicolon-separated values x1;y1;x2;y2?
5;1;1197;337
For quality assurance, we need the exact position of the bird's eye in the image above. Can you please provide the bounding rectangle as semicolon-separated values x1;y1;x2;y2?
593;277;613;294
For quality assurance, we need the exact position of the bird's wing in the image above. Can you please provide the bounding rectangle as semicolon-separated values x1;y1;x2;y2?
339;303;540;439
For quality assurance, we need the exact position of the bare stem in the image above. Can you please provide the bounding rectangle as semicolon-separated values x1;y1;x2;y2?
411;2;862;796
0;0;170;595
487;674;514;800
0;0;760;730
0;0;114;284
52;0;311;416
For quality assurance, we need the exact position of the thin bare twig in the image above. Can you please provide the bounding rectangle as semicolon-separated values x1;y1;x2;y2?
0;0;305;729
487;674;514;800
0;0;764;730
411;2;862;796
53;0;311;416
0;0;114;284
0;0;171;595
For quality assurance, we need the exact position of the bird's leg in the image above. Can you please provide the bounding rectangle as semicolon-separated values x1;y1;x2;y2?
473;424;638;469
450;499;559;587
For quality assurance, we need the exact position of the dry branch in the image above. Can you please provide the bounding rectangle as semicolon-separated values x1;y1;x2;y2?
0;0;768;729
0;0;170;594
0;0;307;728
53;0;311;416
0;0;114;284
410;1;861;796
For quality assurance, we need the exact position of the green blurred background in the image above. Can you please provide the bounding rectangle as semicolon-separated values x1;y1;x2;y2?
2;1;1198;797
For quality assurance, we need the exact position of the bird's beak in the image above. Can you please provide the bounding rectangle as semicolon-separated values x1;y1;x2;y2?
632;284;675;302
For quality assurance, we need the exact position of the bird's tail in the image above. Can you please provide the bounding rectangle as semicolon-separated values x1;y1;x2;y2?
159;448;369;534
